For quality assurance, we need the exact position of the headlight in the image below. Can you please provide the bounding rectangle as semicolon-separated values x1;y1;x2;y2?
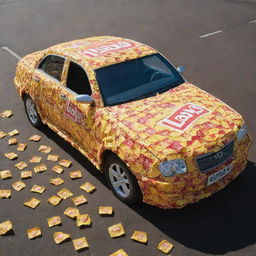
159;159;187;177
237;124;246;141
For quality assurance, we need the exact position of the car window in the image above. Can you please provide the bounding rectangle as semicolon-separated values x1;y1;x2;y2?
38;55;65;82
66;61;92;95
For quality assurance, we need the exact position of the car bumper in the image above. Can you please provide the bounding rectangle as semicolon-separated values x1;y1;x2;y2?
138;135;252;209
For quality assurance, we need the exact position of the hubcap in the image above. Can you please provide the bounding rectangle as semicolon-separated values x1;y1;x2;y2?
26;98;38;124
109;163;130;198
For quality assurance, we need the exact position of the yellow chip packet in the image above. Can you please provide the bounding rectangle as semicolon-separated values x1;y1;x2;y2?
21;171;32;179
64;207;80;219
29;135;41;142
1;110;13;118
76;214;91;227
24;198;40;209
99;206;113;215
108;223;125;238
52;165;64;174
31;185;45;194
47;154;59;161
8;129;19;136
53;232;71;244
0;220;13;235
14;161;27;170
38;145;52;153
48;195;62;206
17;143;27;151
4;152;18;160
110;249;128;256
0;170;12;180
0;190;11;199
158;240;174;254
29;156;41;163
34;164;47;173
8;138;18;145
69;170;82;179
72;195;87;206
47;216;62;228
50;177;65;186
27;227;41;239
72;237;89;251
57;188;73;199
12;180;26;191
59;159;72;168
0;131;7;139
131;231;147;243
80;182;96;193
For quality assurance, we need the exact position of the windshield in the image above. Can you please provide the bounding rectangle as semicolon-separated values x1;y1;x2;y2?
95;53;185;106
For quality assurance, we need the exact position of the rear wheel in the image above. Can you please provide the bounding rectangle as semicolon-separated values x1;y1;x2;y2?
24;95;42;128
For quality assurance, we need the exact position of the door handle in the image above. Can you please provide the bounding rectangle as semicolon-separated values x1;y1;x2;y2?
60;94;67;100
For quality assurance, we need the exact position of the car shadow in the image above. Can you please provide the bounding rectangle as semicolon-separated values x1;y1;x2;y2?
40;126;256;254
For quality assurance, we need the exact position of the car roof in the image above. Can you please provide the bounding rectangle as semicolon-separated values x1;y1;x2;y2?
47;36;157;70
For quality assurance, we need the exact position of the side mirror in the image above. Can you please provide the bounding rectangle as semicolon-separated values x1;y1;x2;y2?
76;94;94;104
177;66;185;73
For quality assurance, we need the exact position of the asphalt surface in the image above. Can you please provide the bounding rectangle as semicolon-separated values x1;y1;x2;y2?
0;0;256;255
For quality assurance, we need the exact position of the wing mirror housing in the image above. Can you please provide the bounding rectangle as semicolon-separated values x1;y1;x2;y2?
177;66;185;73
76;94;94;104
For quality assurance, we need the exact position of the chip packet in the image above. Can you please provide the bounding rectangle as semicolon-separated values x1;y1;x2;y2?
14;161;27;170
1;110;13;118
52;165;64;174
69;170;82;179
17;143;27;151
31;185;45;194
0;190;11;199
53;232;71;244
0;170;12;180
80;182;96;193
4;152;18;160
0;220;13;235
158;240;174;254
24;198;40;209
57;188;73;199
72;237;89;251
27;227;41;239
48;195;62;206
21;171;32;179
108;223;125;238
38;145;52;153
8;129;19;136
8;138;18;145
34;164;47;173
47;216;62;228
0;131;7;139
47;154;59;162
72;195;87;206
29;135;41;142
64;207;80;219
50;177;65;186
109;249;128;256
76;214;91;227
12;180;26;191
99;206;113;216
59;159;72;168
29;156;41;163
131;231;147;243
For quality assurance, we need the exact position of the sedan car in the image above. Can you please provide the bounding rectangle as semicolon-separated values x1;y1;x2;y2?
14;36;252;208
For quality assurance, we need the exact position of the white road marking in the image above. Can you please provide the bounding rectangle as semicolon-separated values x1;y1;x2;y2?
199;30;223;38
1;46;21;60
249;20;256;24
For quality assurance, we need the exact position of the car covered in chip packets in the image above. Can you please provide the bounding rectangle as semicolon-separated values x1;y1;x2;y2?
14;36;252;208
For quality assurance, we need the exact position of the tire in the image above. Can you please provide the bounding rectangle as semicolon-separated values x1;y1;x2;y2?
104;154;142;204
24;95;43;128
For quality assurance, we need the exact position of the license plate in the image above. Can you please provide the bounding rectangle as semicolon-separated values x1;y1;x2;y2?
207;164;232;186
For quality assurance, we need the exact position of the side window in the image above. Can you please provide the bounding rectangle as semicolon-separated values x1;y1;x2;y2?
38;55;65;82
66;61;92;95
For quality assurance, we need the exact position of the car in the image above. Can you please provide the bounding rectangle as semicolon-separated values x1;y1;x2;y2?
14;36;252;208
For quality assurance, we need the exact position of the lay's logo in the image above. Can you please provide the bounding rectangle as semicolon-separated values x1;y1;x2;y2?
160;103;210;132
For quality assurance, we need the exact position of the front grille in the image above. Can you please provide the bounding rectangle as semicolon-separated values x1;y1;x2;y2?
196;140;234;172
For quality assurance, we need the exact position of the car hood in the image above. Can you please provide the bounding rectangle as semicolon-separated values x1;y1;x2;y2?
106;83;243;160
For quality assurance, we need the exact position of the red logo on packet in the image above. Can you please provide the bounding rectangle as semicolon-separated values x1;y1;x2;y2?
160;103;210;132
64;101;83;125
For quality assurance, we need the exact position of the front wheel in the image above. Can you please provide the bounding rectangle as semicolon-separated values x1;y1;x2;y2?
104;155;142;205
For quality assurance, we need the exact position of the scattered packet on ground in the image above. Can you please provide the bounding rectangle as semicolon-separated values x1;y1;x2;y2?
158;240;174;254
8;129;19;136
76;214;91;227
24;198;40;209
27;227;41;239
12;180;26;191
99;206;113;216
38;145;52;153
110;249;128;256
0;190;11;199
108;223;125;238
14;161;27;170
131;231;148;243
47;154;59;162
8;138;18;145
80;182;96;193
64;207;80;219
47;216;62;228
0;220;13;235
57;188;73;199
50;177;64;186
52;165;64;174
21;171;32;179
70;170;82;179
0;131;7;139
29;156;41;163
72;195;87;206
0;170;12;180
1;110;13;118
34;164;47;173
29;135;41;142
59;159;72;168
48;195;62;206
72;237;89;251
17;143;27;151
4;152;18;160
31;185;45;194
53;232;70;244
